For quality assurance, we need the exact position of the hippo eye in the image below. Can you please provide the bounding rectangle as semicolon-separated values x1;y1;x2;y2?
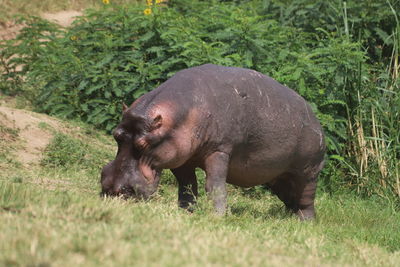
133;137;148;151
113;129;126;143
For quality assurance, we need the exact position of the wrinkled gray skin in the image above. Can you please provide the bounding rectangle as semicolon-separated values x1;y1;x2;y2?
101;64;325;220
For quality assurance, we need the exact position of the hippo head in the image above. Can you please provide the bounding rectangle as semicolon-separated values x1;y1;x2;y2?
100;104;162;199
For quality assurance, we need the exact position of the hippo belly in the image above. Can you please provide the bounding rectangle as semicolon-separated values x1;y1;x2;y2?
226;149;293;187
227;166;285;187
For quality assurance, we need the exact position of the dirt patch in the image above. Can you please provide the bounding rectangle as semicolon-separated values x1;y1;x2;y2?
0;21;24;41
41;10;82;27
0;10;82;41
0;106;62;165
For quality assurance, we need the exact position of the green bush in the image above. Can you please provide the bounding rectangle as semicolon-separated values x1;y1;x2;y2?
1;0;399;203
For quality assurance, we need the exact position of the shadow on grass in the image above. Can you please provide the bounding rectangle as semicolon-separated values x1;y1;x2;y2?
227;185;295;220
229;201;294;220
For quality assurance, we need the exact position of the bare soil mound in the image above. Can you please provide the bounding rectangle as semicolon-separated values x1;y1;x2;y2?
41;10;82;27
0;10;82;41
0;106;62;165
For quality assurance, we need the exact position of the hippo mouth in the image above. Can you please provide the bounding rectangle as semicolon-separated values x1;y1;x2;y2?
99;185;135;199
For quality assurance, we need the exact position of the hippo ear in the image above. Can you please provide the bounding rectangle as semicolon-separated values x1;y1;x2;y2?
122;102;128;113
150;115;162;131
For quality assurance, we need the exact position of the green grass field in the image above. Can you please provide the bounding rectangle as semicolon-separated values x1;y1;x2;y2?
0;102;399;266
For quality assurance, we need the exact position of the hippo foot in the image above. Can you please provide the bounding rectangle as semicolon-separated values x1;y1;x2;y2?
295;207;315;221
178;200;196;213
213;195;227;216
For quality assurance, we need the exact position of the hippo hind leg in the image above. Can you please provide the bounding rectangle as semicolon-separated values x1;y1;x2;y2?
267;172;317;221
295;178;317;220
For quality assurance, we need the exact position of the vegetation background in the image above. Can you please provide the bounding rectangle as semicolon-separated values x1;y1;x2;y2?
0;0;399;265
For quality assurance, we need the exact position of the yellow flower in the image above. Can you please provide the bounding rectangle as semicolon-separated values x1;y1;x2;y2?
70;35;77;41
103;0;110;4
143;8;152;15
155;0;164;3
146;0;153;6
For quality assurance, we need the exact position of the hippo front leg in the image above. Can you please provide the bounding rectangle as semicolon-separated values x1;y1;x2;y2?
204;151;229;215
171;165;198;211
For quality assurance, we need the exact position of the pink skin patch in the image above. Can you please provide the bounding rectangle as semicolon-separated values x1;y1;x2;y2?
139;157;155;184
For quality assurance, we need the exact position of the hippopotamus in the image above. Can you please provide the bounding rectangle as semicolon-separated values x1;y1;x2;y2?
100;64;325;220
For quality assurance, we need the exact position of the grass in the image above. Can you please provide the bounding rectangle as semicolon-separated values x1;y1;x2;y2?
40;132;113;169
0;113;399;266
1;174;399;266
0;116;22;169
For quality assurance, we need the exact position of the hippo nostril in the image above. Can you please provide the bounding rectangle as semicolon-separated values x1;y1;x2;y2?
120;185;135;196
